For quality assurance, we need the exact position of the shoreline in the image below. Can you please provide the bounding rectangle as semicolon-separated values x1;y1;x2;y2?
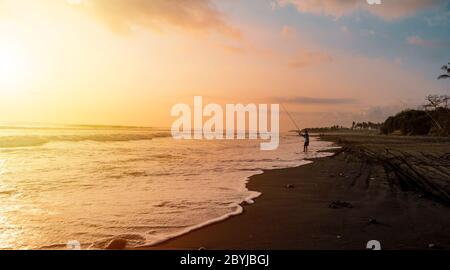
39;136;331;250
136;141;349;250
127;138;335;250
136;134;450;250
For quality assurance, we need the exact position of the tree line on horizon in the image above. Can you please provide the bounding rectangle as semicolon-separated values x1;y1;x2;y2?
380;95;449;136
380;62;449;137
306;61;450;137
352;121;382;130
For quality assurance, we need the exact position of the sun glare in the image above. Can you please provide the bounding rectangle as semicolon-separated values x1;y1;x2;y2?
0;41;29;89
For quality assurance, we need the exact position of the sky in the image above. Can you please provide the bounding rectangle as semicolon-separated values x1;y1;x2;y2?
0;0;449;129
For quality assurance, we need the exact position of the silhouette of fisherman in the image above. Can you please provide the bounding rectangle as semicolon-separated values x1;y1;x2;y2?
300;129;310;153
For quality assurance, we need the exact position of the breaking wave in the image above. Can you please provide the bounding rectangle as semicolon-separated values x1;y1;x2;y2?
0;128;171;148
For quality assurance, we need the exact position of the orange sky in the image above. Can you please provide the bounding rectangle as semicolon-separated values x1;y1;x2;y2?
0;0;448;129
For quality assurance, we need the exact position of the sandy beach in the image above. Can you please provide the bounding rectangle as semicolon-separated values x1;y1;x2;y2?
141;133;450;250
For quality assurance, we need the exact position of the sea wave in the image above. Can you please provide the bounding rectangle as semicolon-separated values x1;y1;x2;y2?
3;131;337;250
0;132;171;148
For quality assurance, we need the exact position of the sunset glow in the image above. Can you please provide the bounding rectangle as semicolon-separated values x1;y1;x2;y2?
0;40;29;89
0;0;448;129
0;0;449;254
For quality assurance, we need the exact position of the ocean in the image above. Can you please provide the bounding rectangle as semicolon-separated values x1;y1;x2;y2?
0;125;335;249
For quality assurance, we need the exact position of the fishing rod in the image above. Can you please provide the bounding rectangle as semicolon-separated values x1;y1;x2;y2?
281;104;302;134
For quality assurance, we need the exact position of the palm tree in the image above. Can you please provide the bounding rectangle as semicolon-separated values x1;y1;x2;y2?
438;62;450;79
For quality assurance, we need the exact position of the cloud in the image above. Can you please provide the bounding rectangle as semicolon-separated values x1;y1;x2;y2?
278;96;357;105
357;104;409;122
289;51;333;68
221;44;246;54
278;0;443;20
270;1;280;11
283;103;410;129
281;25;297;39
425;10;450;26
407;35;436;47
406;35;449;48
340;25;351;36
71;0;240;37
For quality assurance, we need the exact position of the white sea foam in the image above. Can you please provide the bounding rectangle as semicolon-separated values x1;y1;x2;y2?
0;125;336;249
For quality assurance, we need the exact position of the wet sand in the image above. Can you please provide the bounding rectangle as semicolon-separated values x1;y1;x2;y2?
141;134;450;250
